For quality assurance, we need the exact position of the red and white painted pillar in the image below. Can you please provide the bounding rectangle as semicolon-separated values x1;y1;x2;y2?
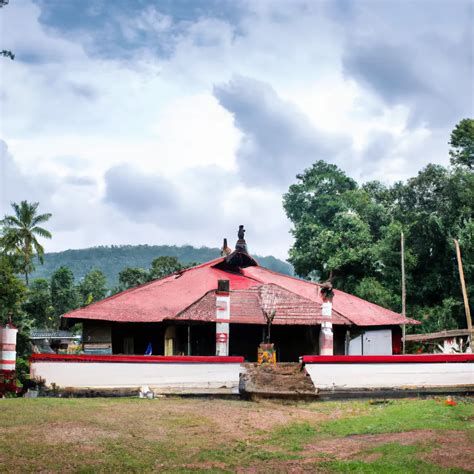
319;301;334;356
216;280;230;356
0;325;18;372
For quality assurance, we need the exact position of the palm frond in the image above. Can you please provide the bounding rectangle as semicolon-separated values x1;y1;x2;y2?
1;216;22;228
31;213;52;226
11;201;22;219
33;240;45;263
31;226;52;239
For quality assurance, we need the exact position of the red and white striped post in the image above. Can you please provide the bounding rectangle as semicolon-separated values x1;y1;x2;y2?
216;280;230;356
0;324;18;372
319;286;334;356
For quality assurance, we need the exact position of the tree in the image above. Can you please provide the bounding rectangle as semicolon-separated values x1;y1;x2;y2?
284;160;357;225
354;277;398;310
77;269;108;306
1;201;52;285
283;127;473;331
23;278;55;328
0;256;26;325
118;267;149;290
283;161;378;291
50;267;79;324
449;118;474;169
148;256;183;280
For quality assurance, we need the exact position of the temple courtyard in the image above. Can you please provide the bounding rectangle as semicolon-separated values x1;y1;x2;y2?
1;397;473;472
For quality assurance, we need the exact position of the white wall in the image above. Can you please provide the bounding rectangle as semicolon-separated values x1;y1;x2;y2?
305;362;474;389
31;361;241;394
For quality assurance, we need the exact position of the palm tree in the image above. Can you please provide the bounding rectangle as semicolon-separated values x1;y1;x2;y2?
0;201;52;285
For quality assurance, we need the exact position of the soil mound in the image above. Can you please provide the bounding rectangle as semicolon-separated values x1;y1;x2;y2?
240;363;316;395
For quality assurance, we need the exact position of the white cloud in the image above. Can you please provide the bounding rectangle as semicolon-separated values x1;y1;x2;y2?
0;0;471;260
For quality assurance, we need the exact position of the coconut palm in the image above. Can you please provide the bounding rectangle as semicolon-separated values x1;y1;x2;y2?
0;201;52;285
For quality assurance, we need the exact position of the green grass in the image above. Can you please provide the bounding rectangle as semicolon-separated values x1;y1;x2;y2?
317;399;474;437
268;421;317;451
267;398;473;451
0;398;472;473
320;443;470;474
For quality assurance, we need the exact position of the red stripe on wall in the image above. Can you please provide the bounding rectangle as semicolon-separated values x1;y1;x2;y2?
0;359;16;365
30;354;244;364
302;354;474;364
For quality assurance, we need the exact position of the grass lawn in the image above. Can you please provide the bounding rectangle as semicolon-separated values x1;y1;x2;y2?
0;397;473;473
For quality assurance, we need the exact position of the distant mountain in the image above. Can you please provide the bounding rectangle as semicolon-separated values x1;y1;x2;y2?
30;244;293;286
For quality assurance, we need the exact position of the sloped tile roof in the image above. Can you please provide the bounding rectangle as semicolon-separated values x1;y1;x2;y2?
63;257;418;326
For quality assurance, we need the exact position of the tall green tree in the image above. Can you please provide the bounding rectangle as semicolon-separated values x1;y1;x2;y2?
284;124;473;332
449;118;474;169
283;161;382;290
1;201;52;285
22;278;54;328
118;267;149;290
77;269;108;306
148;256;183;280
0;256;26;325
50;267;79;325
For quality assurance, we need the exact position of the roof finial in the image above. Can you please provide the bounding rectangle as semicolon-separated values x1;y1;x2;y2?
221;238;232;256
235;225;248;253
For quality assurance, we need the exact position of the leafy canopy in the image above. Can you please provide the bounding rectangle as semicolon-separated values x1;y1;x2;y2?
77;268;108;306
50;266;79;323
449;118;474;169
284;120;473;332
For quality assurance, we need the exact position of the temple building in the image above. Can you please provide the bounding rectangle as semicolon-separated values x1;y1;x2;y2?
62;227;418;361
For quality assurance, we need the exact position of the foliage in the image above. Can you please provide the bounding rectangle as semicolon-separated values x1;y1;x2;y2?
15;357;30;387
284;121;473;331
30;244;294;286
449;118;474;169
0;201;52;285
148;256;183;280
414;298;462;334
50;267;79;324
22;278;55;328
0;256;26;325
0;1;14;60
77;268;108;306
354;277;398;309
1;50;14;60
118;266;149;290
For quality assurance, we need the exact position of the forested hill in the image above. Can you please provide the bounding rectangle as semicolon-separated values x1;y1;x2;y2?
30;245;293;286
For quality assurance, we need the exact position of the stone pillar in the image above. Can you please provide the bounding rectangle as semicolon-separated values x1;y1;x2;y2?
319;300;334;356
0;325;17;372
216;280;230;356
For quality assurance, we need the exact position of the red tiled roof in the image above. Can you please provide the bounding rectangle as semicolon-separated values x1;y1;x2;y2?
176;284;351;325
63;257;418;326
241;266;418;326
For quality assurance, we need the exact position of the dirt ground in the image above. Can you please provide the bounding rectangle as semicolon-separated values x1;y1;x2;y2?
1;397;473;473
241;363;316;393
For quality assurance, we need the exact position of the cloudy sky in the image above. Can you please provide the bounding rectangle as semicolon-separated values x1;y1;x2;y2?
0;0;472;259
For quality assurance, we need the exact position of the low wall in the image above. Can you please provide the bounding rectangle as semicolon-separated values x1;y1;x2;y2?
302;354;474;390
30;354;244;394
